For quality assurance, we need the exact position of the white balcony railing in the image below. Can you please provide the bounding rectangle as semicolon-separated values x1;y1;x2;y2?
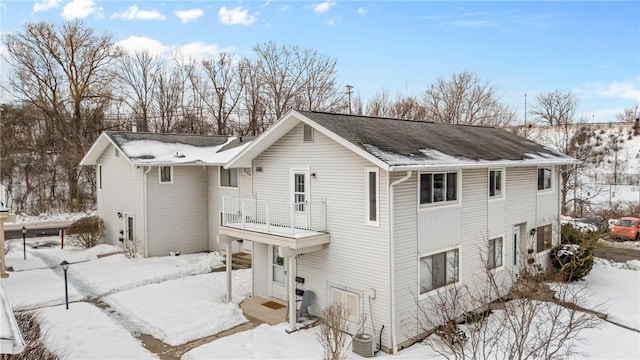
221;196;327;236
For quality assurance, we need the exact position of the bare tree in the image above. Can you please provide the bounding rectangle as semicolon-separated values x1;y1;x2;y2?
388;95;427;120
188;53;243;135
317;302;351;360
365;88;393;117
115;50;164;132
237;58;266;135
418;250;601;360
615;104;639;123
253;41;339;123
530;90;579;126
3;21;122;211
422;71;516;127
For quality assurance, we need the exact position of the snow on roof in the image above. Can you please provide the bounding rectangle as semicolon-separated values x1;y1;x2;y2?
364;143;578;169
112;135;252;166
119;137;249;165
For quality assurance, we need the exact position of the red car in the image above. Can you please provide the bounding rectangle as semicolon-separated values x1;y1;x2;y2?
610;217;640;241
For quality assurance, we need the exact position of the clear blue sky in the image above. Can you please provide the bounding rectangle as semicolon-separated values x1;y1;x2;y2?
2;1;639;123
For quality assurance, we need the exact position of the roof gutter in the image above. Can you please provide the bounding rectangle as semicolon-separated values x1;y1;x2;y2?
388;170;412;354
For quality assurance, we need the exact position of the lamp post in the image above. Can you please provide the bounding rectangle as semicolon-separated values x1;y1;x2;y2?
60;260;69;310
21;226;26;260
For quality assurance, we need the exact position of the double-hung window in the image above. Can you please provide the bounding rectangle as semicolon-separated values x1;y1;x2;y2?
489;169;502;198
420;172;458;205
159;166;173;184
536;224;552;253
420;248;459;294
537;167;552;191
488;237;503;269
220;167;238;188
365;168;379;225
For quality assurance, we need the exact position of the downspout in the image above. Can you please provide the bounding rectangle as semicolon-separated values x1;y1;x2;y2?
388;170;412;354
143;166;151;258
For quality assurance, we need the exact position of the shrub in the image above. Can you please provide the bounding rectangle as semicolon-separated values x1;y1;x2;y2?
317;302;350;360
67;216;106;249
551;225;595;282
2;310;61;360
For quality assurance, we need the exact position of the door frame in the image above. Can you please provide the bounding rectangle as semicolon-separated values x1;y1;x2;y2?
268;245;287;300
123;212;135;252
513;224;527;271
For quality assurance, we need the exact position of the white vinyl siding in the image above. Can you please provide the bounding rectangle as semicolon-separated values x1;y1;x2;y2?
330;287;361;323
159;166;173;184
147;166;208;256
365;167;379;226
252;122;389;344
96;144;144;250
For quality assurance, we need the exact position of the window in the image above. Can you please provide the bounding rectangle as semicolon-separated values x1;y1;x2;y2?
537;167;552;191
489;170;502;198
97;164;102;191
331;287;360;323
420;248;459;294
159;166;172;184
420;172;458;205
536;224;552;253
220;167;238;187
303;124;314;142
365;168;379;225
488;237;503;269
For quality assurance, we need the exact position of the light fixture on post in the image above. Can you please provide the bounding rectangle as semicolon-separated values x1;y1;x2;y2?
21;226;26;260
60;260;70;310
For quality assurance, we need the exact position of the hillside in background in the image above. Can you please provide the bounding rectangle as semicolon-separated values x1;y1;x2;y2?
522;122;639;216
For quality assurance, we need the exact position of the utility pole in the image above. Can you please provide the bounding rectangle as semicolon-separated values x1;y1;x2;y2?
346;84;354;115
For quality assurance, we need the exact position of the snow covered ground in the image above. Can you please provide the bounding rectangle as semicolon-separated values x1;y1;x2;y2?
1;235;638;359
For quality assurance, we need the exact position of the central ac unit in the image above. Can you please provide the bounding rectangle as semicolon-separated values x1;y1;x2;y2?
352;333;374;358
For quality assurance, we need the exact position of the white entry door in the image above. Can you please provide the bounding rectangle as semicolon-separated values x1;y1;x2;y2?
124;213;135;252
291;169;309;228
269;245;287;300
513;225;526;272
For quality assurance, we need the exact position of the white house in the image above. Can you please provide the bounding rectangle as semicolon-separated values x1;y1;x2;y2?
218;110;579;353
80;131;253;257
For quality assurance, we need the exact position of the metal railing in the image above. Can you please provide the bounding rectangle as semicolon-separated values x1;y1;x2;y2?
222;196;327;235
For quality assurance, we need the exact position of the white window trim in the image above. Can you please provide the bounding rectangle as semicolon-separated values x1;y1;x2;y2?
537;166;553;193
487;235;505;271
365;167;379;226
159;166;173;184
418;245;462;299
488;168;505;201
417;170;462;211
328;284;363;324
97;164;102;191
219;167;239;189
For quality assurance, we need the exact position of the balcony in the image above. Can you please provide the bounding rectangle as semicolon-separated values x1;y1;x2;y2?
219;196;330;250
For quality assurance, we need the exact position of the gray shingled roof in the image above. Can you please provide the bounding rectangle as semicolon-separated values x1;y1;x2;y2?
297;110;575;166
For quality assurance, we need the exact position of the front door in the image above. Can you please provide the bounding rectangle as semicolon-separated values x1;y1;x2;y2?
513;224;526;272
124;213;135;253
269;245;287;300
291;169;309;228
